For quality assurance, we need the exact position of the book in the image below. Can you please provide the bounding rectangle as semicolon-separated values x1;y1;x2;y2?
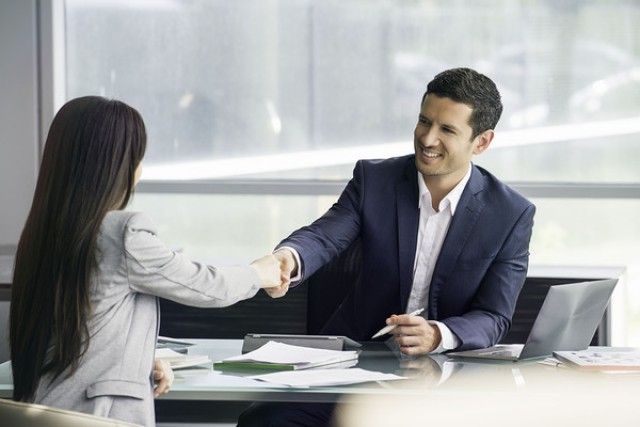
155;348;212;370
553;349;640;371
214;341;359;372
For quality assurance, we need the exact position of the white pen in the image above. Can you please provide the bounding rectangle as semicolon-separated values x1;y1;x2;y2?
371;307;425;339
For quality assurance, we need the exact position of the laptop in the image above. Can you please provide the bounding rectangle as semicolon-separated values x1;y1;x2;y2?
448;278;618;361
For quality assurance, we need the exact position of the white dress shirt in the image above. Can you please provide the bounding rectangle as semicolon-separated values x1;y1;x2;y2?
406;165;472;352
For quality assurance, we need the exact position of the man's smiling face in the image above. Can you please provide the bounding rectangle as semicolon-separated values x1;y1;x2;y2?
414;94;490;189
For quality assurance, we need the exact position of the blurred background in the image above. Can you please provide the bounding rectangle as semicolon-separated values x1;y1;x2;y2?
2;0;640;346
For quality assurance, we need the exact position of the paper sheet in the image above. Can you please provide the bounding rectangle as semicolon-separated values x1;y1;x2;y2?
220;341;358;369
249;368;406;387
155;347;211;369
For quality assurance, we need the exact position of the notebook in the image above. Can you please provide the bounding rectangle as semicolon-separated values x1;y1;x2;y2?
448;278;618;361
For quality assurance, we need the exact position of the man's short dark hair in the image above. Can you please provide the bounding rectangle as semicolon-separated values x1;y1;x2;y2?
422;68;503;139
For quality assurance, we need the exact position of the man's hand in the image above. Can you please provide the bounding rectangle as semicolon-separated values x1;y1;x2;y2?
153;359;174;398
274;249;298;279
387;314;442;355
261;250;298;298
398;356;443;387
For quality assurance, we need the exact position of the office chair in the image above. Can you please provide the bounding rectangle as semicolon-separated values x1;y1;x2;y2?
0;398;142;427
304;237;362;334
302;237;612;347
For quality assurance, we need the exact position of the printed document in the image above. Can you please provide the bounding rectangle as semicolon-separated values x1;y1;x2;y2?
155;348;211;369
214;341;358;371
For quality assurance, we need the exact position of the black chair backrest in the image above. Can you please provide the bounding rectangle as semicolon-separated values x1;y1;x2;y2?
159;283;308;339
159;241;609;346
304;238;362;334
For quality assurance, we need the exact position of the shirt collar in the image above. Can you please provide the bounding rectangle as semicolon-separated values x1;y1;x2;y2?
417;163;472;215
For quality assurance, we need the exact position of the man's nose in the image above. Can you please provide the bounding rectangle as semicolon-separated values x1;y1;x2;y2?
418;128;438;146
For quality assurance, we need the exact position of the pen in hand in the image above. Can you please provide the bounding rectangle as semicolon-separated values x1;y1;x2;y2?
371;307;425;339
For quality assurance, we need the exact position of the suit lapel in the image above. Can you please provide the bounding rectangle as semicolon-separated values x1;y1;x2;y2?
430;165;485;307
397;159;420;310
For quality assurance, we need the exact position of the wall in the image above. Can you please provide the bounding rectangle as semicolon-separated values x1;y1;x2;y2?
0;0;40;363
0;0;40;245
0;301;7;362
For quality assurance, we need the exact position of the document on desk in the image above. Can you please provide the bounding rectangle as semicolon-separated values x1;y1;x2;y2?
155;348;212;370
249;368;407;387
214;341;359;371
553;350;640;371
156;336;195;353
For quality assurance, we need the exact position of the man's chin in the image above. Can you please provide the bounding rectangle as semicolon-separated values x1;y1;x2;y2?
416;162;441;177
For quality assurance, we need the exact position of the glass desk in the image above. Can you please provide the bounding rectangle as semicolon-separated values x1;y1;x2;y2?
0;339;435;402
2;339;639;424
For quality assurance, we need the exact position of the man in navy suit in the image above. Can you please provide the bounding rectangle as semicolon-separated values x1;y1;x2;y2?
240;67;535;426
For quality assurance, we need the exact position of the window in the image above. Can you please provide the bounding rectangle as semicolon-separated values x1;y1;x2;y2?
66;0;640;182
61;0;640;345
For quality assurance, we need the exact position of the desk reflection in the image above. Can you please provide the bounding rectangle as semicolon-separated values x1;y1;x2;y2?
336;346;640;427
2;339;639;425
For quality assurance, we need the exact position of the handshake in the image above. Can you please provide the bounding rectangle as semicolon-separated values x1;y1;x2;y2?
249;250;297;298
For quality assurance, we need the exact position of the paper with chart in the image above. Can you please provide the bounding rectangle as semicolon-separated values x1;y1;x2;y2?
553;350;640;370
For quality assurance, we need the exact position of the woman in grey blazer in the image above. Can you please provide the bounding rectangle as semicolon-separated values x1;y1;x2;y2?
9;96;286;426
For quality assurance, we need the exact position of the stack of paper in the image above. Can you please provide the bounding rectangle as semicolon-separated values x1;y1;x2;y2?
214;341;359;371
155;348;211;370
553;350;640;371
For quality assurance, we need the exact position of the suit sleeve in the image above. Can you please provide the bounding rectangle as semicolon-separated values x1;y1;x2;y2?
442;202;536;350
276;161;365;281
123;212;261;307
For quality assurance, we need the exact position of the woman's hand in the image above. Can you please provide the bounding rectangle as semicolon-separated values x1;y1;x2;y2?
153;358;174;398
250;254;286;290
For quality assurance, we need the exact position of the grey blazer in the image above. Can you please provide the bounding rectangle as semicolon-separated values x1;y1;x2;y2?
33;211;261;426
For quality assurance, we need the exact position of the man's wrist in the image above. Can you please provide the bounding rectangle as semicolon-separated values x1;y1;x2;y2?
274;246;302;282
427;320;460;353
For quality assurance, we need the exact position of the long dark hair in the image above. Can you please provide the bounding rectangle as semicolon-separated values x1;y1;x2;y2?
10;96;147;401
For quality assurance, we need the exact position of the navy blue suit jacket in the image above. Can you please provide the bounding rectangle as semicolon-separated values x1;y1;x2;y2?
279;155;535;350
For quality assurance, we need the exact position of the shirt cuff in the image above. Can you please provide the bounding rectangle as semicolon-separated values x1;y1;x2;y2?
274;246;303;283
427;320;461;353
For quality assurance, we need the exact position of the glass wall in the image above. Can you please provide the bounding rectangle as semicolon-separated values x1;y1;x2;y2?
64;0;640;345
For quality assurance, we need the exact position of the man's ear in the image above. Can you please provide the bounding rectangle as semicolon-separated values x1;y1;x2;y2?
473;129;494;155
